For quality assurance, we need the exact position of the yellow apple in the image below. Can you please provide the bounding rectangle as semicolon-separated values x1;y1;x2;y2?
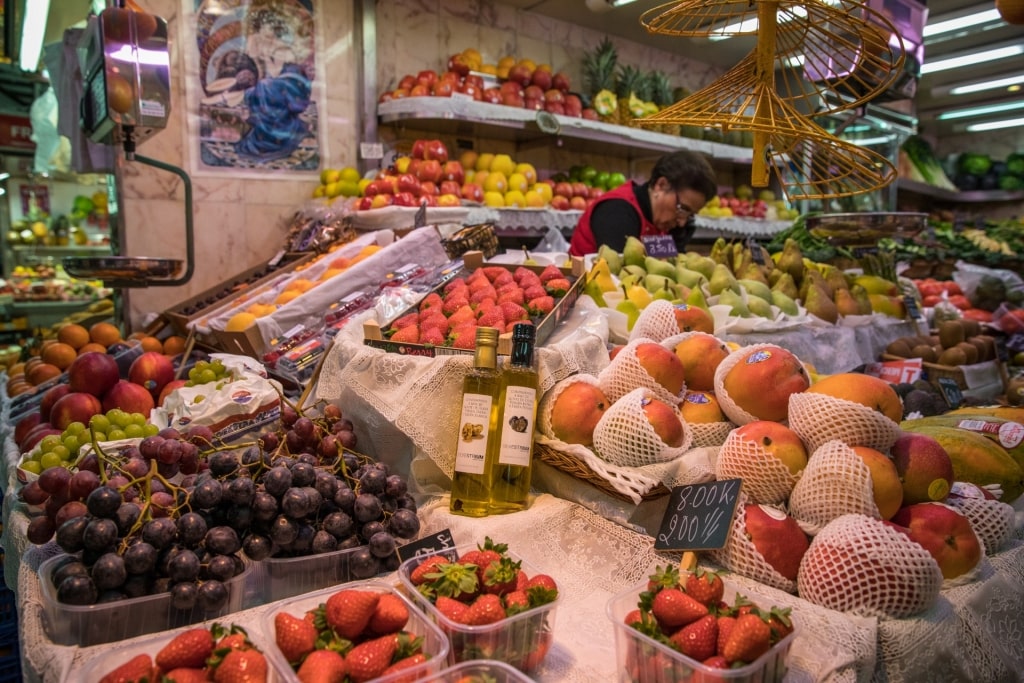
514;162;537;185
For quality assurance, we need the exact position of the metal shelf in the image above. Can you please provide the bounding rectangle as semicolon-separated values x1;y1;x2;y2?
896;179;1024;205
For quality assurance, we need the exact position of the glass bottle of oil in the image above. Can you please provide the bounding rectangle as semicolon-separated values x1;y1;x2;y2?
450;326;501;517
489;322;538;513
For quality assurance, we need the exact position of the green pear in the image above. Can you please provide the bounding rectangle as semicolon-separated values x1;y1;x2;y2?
824;265;851;293
718;288;751;317
619;272;643;290
681;253;716;279
623;235;647;269
739;263;769;286
768;268;784;287
771;290;799;316
645;256;678;279
598;244;623;274
709;237;730;265
738;279;772;303
804;284;839;323
777;238;805;284
645;273;675;294
771;271;799;301
799;269;832;302
584;277;608;307
686;284;710;311
621;264;647;280
653;286;675;302
747;295;774;318
674;264;708;289
615;299;641;329
708;263;740;296
732;243;752;275
850;284;873;315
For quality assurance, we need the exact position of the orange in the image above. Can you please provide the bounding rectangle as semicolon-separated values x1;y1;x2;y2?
57;323;91;350
90;322;122;347
41;342;78;370
27;363;61;385
275;289;302;305
23;357;42;373
139;336;163;353
7;381;31;397
163;336;187;356
79;342;107;355
129;331;148;341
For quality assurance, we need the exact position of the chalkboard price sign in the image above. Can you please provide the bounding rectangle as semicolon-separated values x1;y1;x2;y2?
654;479;743;551
642;234;678;259
396;528;457;563
937;377;964;408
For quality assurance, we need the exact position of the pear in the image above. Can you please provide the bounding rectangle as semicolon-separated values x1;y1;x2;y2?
625;283;654;309
747;295;775;318
674;264;709;289
598;244;623;274
686;284;710;311
709;238;730;265
645;273;675;294
708;263;740;296
645;256;678;279
521;246;539;266
777;238;805;284
834;287;862;317
823;265;851;293
623;235;647;269
616;299;641;329
771;290;800;316
771;271;799;301
768;268;784;287
804;284;839;324
739;263;769;285
583;277;609;307
619;272;643;290
621;264;647;280
738;279;772;303
799;269;832;302
681;253;716;279
718;288;751;318
732;243;753;275
850;284;873;315
653;286;675;302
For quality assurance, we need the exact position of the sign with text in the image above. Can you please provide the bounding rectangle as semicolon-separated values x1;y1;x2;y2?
0;114;35;151
864;357;923;384
938;377;964;408
654;479;742;551
642;234;678;259
396;528;456;563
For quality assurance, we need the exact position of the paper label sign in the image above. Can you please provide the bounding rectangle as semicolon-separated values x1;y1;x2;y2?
864;358;923;385
654;479;742;551
937;377;963;408
360;142;384;160
642;234;677;259
903;295;920;320
396;528;457;563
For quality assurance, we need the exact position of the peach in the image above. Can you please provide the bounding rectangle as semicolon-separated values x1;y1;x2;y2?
805;372;903;423
68;351;121;398
549;380;610;447
128;351;176;400
103;380;156;417
721;345;809;422
49;392;103;431
733;420;808;475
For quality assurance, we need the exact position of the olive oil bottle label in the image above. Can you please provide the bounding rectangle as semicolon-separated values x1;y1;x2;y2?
497;386;536;467
454;393;493;475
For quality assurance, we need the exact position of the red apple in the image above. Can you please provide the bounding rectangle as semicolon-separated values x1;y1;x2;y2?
441;161;464;184
378;91;394;103
891;502;982;579
530;69;552;90
524;84;544;101
439;180;461;196
581;108;599;120
419;181;438;196
440;70;460;83
424;140;448;163
569;195;587;210
891;433;955;505
397;173;421;195
22;425;62;453
14;413;42;447
68;351;121;398
464;74;484;91
356;196;373;210
417;159;443;183
744;504;810;581
158;379;187;406
364;179;393;196
416;70;437;88
564;94;583;117
420;194;438;207
508;64;532;86
588;187;605;201
437;193;461;207
39;384;72;423
457;82;481;100
398;74;417;91
500;81;524;98
391;88;410;99
447;54;471;76
552;71;571;91
544;101;565;115
501;92;525;108
103;380;156;417
407;158;422;178
128;351;176;400
571;182;589;198
411;139;428;159
553;181;573;199
461;183;483;202
544;89;564;104
392;191;419;207
482;87;503;104
409;83;429;97
524;97;543;111
432;80;455;97
50;392;103;431
550;195;570;210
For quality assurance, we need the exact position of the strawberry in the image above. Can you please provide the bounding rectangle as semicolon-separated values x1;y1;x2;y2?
295;649;346;683
670;614;718;661
492;271;515;287
523;284;547;301
623;608;643;627
156;627;215;671
216;633;251;652
380;653;428;681
539;264;564;283
420;326;447;346
275;611;317;664
345;633;398;683
516;570;530;591
419;310;448;329
481;556;522;596
466;594;505;625
504;589;530;615
647;565;681;592
468;276;494;293
390;324;420;344
409;555;448;586
518;275;543;291
702;655;730;668
324;589;380;639
474;299;497;317
426;560;480;602
722;613;772;664
513;266;536;284
476;307;505;329
161;669;208;683
367;593;410;635
391;312;419;329
211;649;267;683
651;587;709;629
419;292;443;310
470;286;499;304
499;302;528;322
435;595;471;624
684;567;724;607
450;328;477;349
765;606;794;642
447;305;477;326
496;288;525;306
482;266;509;282
98;654;155;683
442;279;468;295
527;573;557;592
716;614;736;657
517;631;553;672
527;296;554;316
544;277;571;296
442;294;470;316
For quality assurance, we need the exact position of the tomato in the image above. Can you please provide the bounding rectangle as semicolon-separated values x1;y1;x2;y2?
961;308;994;322
947;294;972;310
917;281;944;297
922;294;943;308
944;282;963;295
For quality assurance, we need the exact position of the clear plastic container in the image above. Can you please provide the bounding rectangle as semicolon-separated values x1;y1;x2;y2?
397;544;559;675
38;552;252;647
247;544;381;604
606;581;798;683
261;580;450;683
431;659;535;682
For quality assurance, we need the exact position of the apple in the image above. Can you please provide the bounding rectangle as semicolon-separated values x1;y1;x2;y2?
14;413;42;447
397;173;421;195
501;92;525;108
588;187;605;201
408;83;428;97
571;182;589;198
553;181;573;199
508;64;532;86
891;433;955;504
550;195;570;210
733;421;808;475
457;82;481;100
564;94;583;117
530;69;552;90
39;384;72;423
543;88;564;104
392;191;419;207
158;379;187;407
552;71;571;91
103;380;156;416
437;193;461;207
440;70;460;83
432;80;455;97
891;502;982;579
523;84;544;101
581;108;599;120
441;161;464;184
391;88;410;99
464;74;484;91
356;196;373;210
417;159;443;183
420;194;438;207
416;69;437;88
68;351;121;398
640;394;685;448
364;179;393;196
544;101;565;116
569;195;587;210
398;74;417;91
482;87;503;104
50;392;103;431
523;97;543;111
423;140;448;163
128;351;176;400
378;91;394;103
411;139;428;160
744;504;810;581
500;81;524;98
439;180;461;196
460;183;483;202
447;54;471;76
369;194;393;209
419;180;439;196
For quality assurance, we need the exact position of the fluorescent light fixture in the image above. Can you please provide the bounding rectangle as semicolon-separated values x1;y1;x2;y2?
937;100;1024;120
850;136;897;146
0;173;9;181
941;73;1024;95
19;0;52;71
966;116;1024;132
921;45;1024;75
924;8;1002;38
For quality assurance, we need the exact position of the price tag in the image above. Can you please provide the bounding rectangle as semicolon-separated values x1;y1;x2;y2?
642;234;678;259
414;201;427;228
937;377;964;408
748;238;765;265
396;528;457;563
360;142;384;160
654;479;742;551
903;295;921;320
863;358;923;385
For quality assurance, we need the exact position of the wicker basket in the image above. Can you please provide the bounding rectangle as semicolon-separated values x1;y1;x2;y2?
535;442;671;502
441;223;499;260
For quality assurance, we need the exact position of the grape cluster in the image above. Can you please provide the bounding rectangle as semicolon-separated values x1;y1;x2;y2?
20;410;159;475
185;359;229;387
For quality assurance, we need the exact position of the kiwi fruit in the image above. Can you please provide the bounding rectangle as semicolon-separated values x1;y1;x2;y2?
937;346;967;366
967;337;989;362
938;320;965;349
928;334;941;347
886;339;913;357
961;319;981;338
956;341;979;364
911;344;938;363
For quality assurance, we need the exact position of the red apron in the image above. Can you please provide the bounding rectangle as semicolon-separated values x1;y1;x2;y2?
568;182;659;256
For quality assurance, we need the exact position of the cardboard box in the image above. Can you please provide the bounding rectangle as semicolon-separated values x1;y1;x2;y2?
363;250;585;357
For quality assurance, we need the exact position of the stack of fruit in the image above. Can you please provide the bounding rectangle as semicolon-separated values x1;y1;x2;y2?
460;150;550;209
698;186;799;221
357;139;465;210
312;165;367;200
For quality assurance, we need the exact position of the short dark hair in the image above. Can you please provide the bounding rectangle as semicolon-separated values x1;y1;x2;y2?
650;150;718;201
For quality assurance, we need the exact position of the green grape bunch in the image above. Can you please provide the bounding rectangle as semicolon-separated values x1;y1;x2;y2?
185;359;230;388
19;409;158;476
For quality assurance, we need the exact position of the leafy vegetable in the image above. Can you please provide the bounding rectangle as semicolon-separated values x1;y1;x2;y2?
902;136;958;190
957;153;993;177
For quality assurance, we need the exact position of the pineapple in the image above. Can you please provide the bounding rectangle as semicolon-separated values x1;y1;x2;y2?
649;70;679;136
582;37;619;124
615;64;643;127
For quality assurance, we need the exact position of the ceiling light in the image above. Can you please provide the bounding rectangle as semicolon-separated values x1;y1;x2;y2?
850;135;897;146
966;116;1024;132
940;73;1024;96
937;100;1024;120
19;0;52;71
921;45;1024;75
585;0;639;11
923;8;1002;38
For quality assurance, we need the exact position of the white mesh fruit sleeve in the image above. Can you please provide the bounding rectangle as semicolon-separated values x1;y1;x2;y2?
788;392;901;453
944;484;1015;556
629;299;683;343
538;373;604;439
592;387;693;467
789;440;880;535
714;427;801;504
707;495;800;593
597;337;684;406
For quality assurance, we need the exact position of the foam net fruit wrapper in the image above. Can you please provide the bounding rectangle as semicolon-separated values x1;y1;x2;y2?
715;427;800;504
708;495;799;593
713;343;802;426
944;483;1015;555
537;373;603;439
688;421;735;448
592;387;692;467
789;440;879;535
788;391;901;453
598;337;684;406
797;513;942;618
628;299;683;343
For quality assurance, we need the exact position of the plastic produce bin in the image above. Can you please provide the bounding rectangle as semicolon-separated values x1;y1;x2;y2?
431;659;536;682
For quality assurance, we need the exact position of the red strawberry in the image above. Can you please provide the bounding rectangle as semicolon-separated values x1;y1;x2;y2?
212;649;268;683
275;611;317;664
670;614;718;661
684;567;724;607
162;669;208;683
516;570;530;591
518;275;543;291
513;266;536;283
368;593;410;634
497;289;525;306
492;271;515;287
346;633;398;683
481;266;508;282
156;628;214;671
481;556;523;596
500;302;528;322
470;286;499;304
419;310;448;328
474;299;497;317
765;606;794;642
523;284;547;301
420;326;447;346
722;613;772;664
391;312;419;329
435;595;471;624
295;649;346;683
647;564;681;592
526;573;558;606
703;655;730;669
98;654;154;683
466;594;506;625
468;276;494;293
545;277;571;296
623;608;643;627
410;555;448;585
447;305;477;326
527;296;554;316
450;328;477;349
215;627;252;653
443;279;468;294
504;589;530;615
390;324;419;344
442;294;470;316
419;292;443;310
716;614;736;656
527;574;557;592
651;587;708;629
380;653;428;681
517;630;552;672
477;307;505;329
324;589;380;639
539;264;564;282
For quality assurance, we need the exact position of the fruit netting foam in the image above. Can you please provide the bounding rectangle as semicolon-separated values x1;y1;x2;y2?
713;343;804;426
538;373;604;439
944;488;1015;555
597;337;684;406
789;440;879;535
715;428;800;504
707;494;799;593
797;514;943;618
592;387;693;468
788;392;901;453
628;299;683;343
688;421;735;448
